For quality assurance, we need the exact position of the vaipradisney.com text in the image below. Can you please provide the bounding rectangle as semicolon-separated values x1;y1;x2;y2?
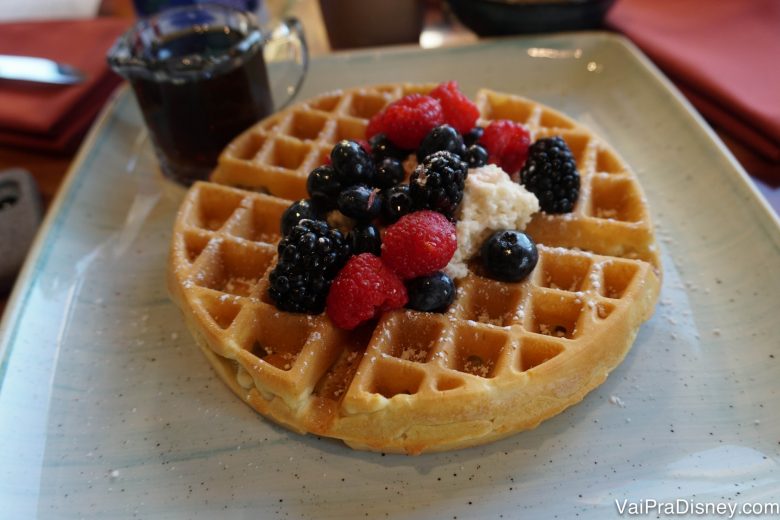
615;498;779;518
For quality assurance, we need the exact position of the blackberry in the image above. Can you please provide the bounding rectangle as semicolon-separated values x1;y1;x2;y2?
409;151;468;218
381;184;413;223
416;125;466;162
480;230;538;282
268;219;350;313
405;272;455;312
519;137;580;213
337;184;382;221
331;140;375;186
369;133;408;162
280;199;322;236
372;157;405;189
466;144;488;168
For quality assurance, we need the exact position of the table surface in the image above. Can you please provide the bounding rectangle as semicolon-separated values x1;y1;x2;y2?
0;0;778;320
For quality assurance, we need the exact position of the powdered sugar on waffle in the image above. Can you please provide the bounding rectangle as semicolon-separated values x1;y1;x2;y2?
446;164;539;279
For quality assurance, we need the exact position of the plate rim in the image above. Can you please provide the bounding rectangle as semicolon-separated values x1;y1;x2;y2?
0;87;130;387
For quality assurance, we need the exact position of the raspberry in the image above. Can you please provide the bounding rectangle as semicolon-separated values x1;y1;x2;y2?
326;254;407;330
366;112;385;141
479;120;531;177
430;81;479;135
381;210;457;279
365;94;444;150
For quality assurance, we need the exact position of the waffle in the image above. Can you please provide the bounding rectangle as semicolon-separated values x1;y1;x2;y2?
169;84;661;454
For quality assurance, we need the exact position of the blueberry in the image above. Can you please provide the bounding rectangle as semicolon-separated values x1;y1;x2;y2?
280;199;321;236
307;165;342;208
331;140;375;186
381;184;413;223
463;126;484;147
405;272;456;312
417;125;466;162
372;157;405;189
337;184;382;221
480;230;538;282
348;223;381;256
369;133;408;162
467;144;488;168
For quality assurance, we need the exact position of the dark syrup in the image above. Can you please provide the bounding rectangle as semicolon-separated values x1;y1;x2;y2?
131;28;272;185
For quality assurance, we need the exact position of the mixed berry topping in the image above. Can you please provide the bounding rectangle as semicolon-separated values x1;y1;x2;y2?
306;164;342;209
270;82;579;327
463;126;484;147
520;136;580;213
480;230;538;282
417;124;466;162
381;210;457;280
429;81;480;135
268;219;351;313
326;253;407;330
479;120;531;177
405;272;456;313
368;133;407;162
373;157;405;189
366;94;445;150
337;184;382;221
409;150;468;219
331;140;376;186
381;184;413;224
280;199;321;236
347;223;382;256
466;144;488;168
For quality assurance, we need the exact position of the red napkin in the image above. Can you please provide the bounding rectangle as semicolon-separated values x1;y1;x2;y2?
608;0;780;178
0;18;129;152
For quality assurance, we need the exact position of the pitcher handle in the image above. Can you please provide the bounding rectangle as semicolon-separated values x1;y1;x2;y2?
264;17;309;111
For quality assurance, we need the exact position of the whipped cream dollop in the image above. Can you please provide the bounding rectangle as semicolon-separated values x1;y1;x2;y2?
446;164;540;279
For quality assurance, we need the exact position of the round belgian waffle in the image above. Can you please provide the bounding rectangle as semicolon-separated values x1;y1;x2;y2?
168;84;661;454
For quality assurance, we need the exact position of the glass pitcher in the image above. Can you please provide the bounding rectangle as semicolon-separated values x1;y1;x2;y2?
108;4;308;185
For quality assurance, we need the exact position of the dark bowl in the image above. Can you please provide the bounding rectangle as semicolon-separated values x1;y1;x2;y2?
446;0;616;36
